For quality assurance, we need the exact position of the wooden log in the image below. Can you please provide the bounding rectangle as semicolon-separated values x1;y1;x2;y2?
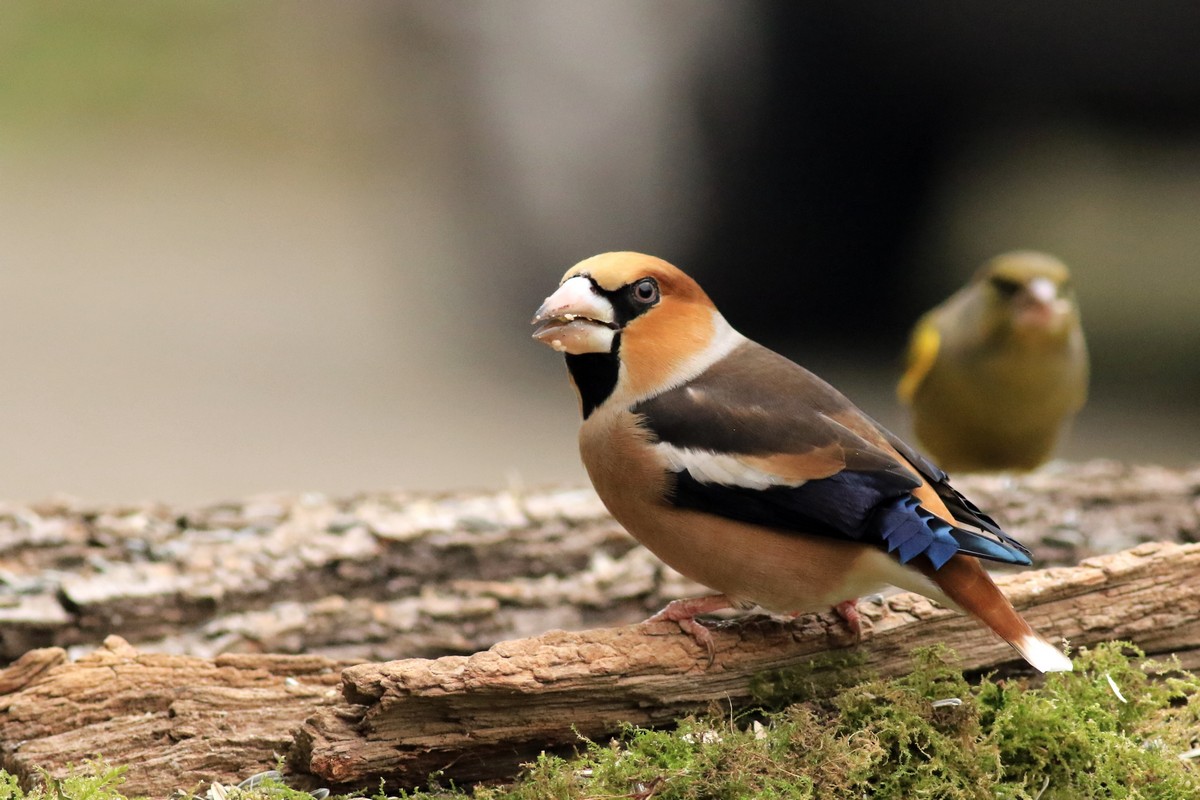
0;636;356;795
1;461;1197;664
0;488;642;662
3;543;1198;795
1;461;1199;796
288;541;1200;790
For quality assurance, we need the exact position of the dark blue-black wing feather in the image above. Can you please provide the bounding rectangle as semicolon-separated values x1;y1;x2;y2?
637;341;1032;569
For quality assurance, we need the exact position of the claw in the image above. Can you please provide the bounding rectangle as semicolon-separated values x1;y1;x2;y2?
644;594;732;666
833;599;863;640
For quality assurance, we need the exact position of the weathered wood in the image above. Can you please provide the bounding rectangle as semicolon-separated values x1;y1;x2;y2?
0;636;355;795
0;488;643;662
1;461;1197;664
1;462;1198;795
288;541;1200;790
4;540;1197;796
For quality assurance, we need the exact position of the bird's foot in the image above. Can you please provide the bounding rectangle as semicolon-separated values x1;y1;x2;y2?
833;599;863;641
645;594;733;666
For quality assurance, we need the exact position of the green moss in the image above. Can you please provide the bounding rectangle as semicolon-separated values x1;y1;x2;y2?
981;644;1200;799
0;763;134;800
749;648;874;708
3;643;1198;800
460;642;1200;800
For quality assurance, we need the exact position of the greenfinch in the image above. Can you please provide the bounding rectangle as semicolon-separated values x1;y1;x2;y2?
898;251;1089;472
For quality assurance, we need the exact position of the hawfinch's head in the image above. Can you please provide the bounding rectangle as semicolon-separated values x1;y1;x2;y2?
531;252;715;355
532;252;741;407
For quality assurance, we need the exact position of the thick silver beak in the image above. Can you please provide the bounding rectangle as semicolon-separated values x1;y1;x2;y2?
531;276;617;355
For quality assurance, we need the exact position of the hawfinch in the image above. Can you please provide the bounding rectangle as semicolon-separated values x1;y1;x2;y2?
898;251;1089;472
532;251;1071;673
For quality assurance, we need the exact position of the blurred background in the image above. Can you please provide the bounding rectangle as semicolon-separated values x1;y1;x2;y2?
1;1;1198;504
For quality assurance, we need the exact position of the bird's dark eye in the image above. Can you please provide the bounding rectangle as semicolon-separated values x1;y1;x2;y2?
632;278;659;304
990;276;1021;297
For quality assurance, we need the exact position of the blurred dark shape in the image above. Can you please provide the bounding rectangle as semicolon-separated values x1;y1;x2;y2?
690;2;1200;351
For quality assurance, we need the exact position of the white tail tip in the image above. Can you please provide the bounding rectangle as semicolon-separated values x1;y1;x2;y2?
1015;634;1073;673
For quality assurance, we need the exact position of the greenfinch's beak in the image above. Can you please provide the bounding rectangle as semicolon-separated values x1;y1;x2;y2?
1014;277;1071;331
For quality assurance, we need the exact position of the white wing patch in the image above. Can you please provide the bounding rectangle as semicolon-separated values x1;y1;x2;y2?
655;443;802;491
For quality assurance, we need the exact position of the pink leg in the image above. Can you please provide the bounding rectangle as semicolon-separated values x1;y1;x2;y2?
645;594;734;664
833;599;863;640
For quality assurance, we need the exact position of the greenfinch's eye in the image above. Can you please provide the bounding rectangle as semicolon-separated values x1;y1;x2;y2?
632;278;659;304
989;276;1021;297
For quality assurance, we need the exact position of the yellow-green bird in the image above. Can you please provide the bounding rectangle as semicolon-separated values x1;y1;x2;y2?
898;251;1089;472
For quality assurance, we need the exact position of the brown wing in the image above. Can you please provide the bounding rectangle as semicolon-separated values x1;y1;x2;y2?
634;340;918;485
633;340;1032;568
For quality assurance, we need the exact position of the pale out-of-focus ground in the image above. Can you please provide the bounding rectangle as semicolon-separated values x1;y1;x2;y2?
0;2;1197;504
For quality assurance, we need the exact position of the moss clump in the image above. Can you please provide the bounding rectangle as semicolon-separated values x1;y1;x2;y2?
981;643;1200;799
0;766;319;800
3;643;1198;800
749;648;874;708
0;763;133;800
460;641;1199;800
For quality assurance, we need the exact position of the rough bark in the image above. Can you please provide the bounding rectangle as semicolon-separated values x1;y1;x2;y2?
0;636;355;795
2;461;1198;665
290;541;1200;790
1;541;1197;796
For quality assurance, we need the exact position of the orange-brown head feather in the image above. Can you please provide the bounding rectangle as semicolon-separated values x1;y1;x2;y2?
561;252;736;402
562;252;714;305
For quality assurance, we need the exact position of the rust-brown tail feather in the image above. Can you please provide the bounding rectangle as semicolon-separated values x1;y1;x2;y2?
924;555;1072;673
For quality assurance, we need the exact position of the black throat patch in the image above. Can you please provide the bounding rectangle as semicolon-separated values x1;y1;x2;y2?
565;333;621;419
558;275;659;420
